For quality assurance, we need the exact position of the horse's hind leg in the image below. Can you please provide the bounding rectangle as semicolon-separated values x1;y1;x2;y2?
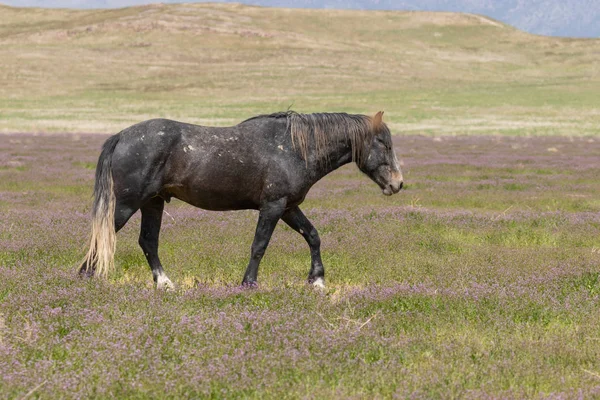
281;206;325;288
139;196;174;290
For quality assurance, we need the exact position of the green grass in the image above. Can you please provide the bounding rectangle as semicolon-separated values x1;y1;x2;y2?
0;3;599;135
1;2;600;398
2;134;600;397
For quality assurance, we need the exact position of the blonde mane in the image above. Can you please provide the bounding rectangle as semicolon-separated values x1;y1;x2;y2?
285;112;380;166
242;111;385;166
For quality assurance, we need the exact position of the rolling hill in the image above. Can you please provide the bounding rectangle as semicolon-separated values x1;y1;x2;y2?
0;2;599;134
4;0;600;38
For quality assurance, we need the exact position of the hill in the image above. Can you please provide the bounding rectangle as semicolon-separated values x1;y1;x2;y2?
0;2;599;135
5;0;600;38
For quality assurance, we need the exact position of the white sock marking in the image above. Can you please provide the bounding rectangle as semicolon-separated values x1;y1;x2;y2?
312;277;326;289
157;274;175;291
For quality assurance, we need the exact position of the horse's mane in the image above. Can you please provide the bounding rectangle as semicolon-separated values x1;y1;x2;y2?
243;111;381;166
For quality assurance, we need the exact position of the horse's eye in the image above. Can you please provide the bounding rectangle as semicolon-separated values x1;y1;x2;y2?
376;137;391;150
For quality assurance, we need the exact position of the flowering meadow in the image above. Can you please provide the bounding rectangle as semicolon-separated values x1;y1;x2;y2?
1;133;600;398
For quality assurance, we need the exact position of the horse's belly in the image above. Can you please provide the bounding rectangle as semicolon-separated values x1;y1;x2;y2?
181;192;259;211
165;178;261;211
163;143;269;211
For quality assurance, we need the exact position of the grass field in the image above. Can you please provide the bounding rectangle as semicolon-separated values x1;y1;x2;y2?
1;133;600;398
1;2;599;136
1;2;600;399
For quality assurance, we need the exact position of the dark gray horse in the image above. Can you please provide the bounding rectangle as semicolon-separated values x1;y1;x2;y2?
80;111;403;289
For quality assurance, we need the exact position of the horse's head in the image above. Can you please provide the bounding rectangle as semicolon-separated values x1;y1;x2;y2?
358;111;403;196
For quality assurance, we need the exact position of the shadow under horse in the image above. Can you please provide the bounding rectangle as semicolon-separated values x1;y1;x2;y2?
80;111;403;289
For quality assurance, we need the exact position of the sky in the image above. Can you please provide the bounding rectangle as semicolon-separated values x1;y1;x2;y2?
4;0;210;6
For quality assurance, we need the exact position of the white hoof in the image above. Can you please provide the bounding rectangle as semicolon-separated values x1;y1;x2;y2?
312;277;326;289
156;274;175;291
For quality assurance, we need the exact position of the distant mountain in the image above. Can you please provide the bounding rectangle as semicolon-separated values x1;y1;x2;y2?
3;0;600;38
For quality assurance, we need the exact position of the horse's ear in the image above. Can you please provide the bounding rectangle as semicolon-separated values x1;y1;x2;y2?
372;111;384;131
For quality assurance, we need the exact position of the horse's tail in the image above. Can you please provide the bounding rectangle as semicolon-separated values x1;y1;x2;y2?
81;133;121;278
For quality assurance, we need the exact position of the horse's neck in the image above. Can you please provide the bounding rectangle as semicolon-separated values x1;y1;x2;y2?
308;138;354;182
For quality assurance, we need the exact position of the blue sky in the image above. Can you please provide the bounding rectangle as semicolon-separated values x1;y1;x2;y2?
3;0;187;7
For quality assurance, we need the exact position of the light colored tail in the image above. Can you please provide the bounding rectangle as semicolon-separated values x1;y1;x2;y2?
82;179;116;278
81;134;120;278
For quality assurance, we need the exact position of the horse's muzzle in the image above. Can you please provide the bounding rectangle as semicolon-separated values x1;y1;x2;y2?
383;180;403;196
382;170;403;196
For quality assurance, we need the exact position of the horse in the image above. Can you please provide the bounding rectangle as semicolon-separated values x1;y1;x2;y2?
80;111;403;289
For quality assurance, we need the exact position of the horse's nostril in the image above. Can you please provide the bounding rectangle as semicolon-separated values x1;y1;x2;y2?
399;181;403;190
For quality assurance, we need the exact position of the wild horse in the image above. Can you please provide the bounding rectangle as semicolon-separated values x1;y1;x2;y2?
80;111;403;289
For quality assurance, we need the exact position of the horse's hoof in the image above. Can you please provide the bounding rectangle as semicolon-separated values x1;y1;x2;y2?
241;281;258;289
78;267;95;279
311;277;326;289
156;274;175;291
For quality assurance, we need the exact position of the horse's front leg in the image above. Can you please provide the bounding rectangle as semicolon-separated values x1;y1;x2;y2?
281;206;325;288
242;198;287;286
